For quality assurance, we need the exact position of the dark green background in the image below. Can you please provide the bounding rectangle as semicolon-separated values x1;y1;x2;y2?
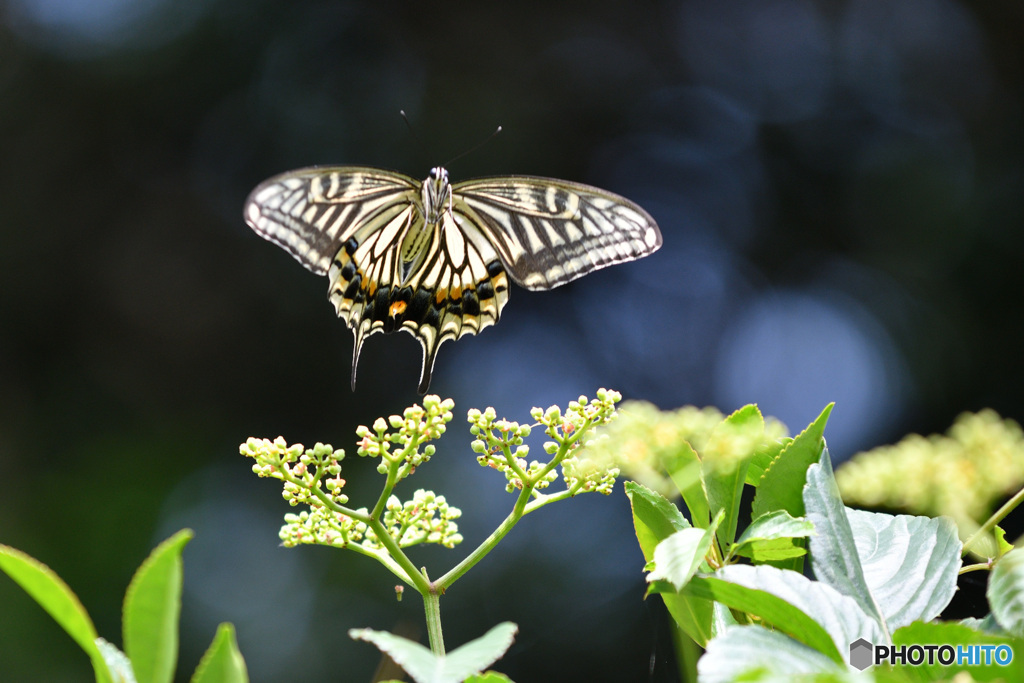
1;1;1022;681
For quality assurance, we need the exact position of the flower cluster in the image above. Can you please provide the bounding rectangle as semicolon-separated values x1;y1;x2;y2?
837;409;1024;531
369;489;463;549
279;506;370;548
531;388;623;452
469;389;622;495
242;437;349;505
356;395;454;480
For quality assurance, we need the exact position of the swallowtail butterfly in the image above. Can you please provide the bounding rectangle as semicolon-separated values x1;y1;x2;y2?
244;165;661;393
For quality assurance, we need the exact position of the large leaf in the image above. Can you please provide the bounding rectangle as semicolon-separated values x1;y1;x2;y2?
989;547;1024;638
846;508;961;630
123;529;193;683
804;447;888;634
350;622;517;683
697;626;843;682
686;565;883;665
190;623;249;683
0;543;113;683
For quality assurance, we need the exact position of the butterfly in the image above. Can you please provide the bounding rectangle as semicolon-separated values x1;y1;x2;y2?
244;165;662;393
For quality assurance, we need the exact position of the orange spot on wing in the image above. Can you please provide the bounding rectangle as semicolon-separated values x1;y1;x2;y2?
389;301;407;317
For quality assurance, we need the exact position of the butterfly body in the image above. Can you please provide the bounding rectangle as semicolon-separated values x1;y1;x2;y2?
245;165;660;393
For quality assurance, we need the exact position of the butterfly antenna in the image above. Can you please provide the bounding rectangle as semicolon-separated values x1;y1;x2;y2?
444;125;503;168
399;110;429;159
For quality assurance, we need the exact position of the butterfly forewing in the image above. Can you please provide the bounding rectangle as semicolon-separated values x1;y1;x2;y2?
452;176;661;290
244;165;661;393
245;167;420;274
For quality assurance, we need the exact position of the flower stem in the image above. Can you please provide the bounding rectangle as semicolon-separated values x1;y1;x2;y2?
423;585;445;655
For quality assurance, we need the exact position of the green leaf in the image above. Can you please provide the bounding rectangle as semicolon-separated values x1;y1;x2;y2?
190;623;249;683
684;565;884;665
697;626;843;682
746;437;791;487
350;622;518;683
123;529;193;683
893;621;1023;681
647;511;722;592
465;672;514;682
0;543;113;683
662;441;710;528
705;405;761;552
96;639;136;683
989;547;1024;638
845;508;961;630
804;447;888;633
626;482;719;646
732;510;815;562
995;525;1014;558
960;614;1005;635
625;481;691;562
752;404;833;522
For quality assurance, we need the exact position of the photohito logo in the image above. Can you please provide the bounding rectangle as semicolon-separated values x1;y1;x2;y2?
849;638;1014;671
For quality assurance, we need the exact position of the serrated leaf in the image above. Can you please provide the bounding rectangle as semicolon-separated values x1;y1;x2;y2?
989;547;1024;638
0;543;113;683
746;437;791;487
625;481;691;562
123;529;193;683
190;623;249;683
685;565;883;665
697;626;843;682
350;622;517;683
846;508;961;630
752;404;833;522
804;447;888;634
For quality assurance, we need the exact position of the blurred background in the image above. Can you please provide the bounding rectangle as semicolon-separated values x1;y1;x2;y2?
1;0;1022;680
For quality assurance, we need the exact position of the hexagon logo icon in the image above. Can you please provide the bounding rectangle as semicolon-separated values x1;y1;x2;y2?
849;638;874;671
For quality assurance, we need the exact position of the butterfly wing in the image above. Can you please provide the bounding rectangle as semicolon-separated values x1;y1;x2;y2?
451;176;662;291
244;166;421;275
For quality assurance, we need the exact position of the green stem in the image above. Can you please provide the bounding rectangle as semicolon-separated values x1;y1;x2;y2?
366;518;432;593
423;586;445;656
435;485;533;590
962;485;1024;557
